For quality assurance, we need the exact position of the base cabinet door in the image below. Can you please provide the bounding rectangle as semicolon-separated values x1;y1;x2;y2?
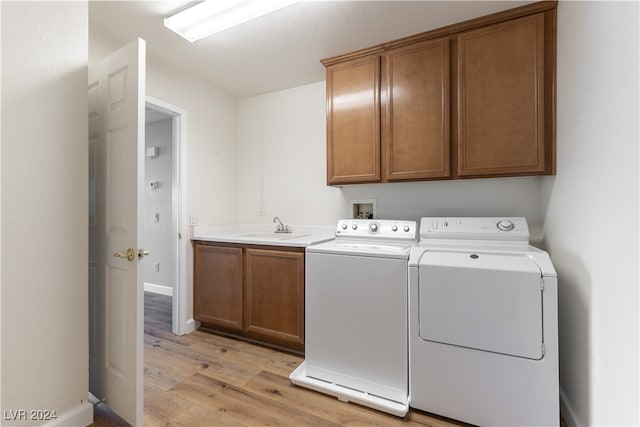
193;244;243;332
245;248;305;351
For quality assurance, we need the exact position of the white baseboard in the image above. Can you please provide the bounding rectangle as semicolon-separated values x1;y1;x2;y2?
560;386;583;427
185;318;199;334
144;282;173;297
43;401;93;427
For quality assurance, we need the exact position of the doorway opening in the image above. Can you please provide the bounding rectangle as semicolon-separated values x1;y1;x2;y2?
144;97;189;336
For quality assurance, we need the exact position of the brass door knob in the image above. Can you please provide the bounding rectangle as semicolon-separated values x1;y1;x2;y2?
113;248;135;262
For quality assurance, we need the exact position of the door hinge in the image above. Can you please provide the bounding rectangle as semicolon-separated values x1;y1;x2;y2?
178;233;182;240
541;342;546;356
540;278;545;291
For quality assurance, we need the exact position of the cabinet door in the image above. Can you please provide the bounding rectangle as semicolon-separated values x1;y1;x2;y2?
245;248;304;350
457;13;545;176
193;244;243;331
326;55;381;185
384;38;450;181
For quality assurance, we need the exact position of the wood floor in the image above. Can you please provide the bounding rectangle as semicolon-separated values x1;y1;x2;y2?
90;292;466;427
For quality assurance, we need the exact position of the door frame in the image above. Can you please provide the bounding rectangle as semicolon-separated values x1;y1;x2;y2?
145;96;191;336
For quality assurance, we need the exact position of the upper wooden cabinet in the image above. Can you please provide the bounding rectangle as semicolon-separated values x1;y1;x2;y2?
322;1;556;185
383;37;450;181
326;55;381;184
456;14;546;176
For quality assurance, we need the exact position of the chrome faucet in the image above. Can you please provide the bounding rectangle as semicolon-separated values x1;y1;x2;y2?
273;216;291;233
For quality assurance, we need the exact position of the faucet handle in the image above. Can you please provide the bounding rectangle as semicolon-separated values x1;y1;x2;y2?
273;216;290;233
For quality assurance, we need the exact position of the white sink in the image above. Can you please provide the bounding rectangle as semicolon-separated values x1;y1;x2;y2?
238;232;311;240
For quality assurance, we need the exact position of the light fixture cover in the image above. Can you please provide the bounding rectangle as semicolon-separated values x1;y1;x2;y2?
164;0;297;43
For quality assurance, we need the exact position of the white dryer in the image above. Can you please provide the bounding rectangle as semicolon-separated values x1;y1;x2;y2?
409;217;559;427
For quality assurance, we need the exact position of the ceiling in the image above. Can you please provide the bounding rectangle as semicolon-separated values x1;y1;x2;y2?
89;1;534;99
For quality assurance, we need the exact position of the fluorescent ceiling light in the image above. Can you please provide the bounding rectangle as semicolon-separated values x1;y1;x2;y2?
165;0;297;43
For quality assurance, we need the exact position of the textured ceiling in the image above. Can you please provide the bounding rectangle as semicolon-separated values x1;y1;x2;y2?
89;1;534;99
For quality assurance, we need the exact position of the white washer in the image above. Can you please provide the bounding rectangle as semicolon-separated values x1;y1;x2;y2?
409;217;559;426
290;219;416;417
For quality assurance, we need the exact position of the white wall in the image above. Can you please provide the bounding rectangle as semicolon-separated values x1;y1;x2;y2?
144;118;173;292
1;2;93;426
237;81;547;240
237;82;346;226
542;2;639;426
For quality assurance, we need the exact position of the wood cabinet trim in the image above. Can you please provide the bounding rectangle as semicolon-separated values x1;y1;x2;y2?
192;240;305;253
320;1;557;66
544;7;557;175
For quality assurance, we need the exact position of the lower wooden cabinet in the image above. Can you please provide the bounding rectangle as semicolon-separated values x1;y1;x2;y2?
193;244;244;331
245;248;304;350
193;241;305;352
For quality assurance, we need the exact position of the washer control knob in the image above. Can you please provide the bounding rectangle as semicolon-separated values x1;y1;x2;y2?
497;219;515;231
341;223;348;230
403;225;410;232
369;223;379;233
352;224;358;230
391;225;398;232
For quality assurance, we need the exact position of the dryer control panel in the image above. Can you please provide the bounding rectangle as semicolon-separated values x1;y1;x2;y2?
420;217;529;242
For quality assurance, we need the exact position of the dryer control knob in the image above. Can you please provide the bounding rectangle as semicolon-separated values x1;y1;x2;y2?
497;219;515;231
352;224;358;230
391;225;398;232
403;225;410;232
341;223;348;230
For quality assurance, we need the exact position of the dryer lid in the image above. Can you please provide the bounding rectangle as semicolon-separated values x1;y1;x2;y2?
418;250;544;360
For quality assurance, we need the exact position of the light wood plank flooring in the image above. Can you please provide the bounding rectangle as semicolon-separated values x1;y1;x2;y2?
90;292;468;427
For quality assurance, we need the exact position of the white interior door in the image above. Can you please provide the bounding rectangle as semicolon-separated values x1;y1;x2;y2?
88;38;146;427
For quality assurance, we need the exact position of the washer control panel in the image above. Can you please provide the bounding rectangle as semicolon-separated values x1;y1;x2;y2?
336;219;416;241
420;217;529;242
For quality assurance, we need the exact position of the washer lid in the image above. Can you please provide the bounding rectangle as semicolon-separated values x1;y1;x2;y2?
418;250;544;359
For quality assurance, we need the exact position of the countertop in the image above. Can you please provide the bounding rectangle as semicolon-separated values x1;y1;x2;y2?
191;223;335;248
